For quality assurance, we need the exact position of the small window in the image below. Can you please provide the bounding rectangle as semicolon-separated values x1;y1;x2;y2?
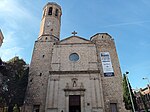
33;105;40;112
48;7;52;15
69;53;79;62
55;9;59;16
39;73;42;76
110;103;118;112
30;78;33;82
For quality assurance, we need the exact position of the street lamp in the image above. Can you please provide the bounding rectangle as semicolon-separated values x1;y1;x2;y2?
142;77;150;94
142;77;150;85
124;71;136;112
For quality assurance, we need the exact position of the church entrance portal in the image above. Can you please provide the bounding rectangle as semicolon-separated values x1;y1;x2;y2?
69;95;81;112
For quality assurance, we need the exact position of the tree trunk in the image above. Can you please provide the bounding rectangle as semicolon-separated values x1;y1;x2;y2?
8;105;13;112
17;106;20;112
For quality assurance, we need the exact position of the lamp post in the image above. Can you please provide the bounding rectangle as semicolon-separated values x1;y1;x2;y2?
142;77;150;94
125;71;136;112
142;77;150;85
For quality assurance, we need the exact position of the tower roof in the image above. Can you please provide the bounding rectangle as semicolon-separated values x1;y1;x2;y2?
90;33;112;40
43;2;61;10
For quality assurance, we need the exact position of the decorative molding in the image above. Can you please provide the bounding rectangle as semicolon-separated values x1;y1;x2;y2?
49;70;100;74
64;81;86;96
50;76;60;81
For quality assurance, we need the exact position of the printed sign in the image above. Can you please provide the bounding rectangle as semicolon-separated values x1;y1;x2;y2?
100;52;114;77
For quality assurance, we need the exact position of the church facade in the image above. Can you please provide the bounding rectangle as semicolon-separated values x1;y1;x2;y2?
24;2;127;112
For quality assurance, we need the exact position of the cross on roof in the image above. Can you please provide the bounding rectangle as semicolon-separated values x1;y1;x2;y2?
72;31;77;36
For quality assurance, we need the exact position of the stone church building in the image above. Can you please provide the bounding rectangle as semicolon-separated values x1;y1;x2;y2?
24;2;127;112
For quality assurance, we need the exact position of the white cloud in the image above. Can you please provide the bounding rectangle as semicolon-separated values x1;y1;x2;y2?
0;0;39;30
0;0;33;20
0;31;23;61
139;41;150;47
0;47;23;61
102;20;150;28
0;0;38;61
2;31;16;46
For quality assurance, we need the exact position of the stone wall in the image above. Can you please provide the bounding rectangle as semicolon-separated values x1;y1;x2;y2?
24;34;128;112
24;39;54;112
91;33;127;112
45;41;105;112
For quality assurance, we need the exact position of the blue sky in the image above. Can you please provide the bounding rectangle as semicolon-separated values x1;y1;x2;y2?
0;0;150;89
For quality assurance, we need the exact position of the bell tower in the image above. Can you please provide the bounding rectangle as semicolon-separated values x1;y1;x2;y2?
38;2;62;41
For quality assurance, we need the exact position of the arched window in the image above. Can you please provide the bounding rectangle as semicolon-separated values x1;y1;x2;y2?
48;7;52;15
55;9;58;16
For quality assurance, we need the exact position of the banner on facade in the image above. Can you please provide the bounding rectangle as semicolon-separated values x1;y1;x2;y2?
100;52;114;77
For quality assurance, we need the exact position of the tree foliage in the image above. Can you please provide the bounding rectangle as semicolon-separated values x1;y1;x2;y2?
123;74;137;111
0;56;29;112
140;92;148;112
13;104;19;112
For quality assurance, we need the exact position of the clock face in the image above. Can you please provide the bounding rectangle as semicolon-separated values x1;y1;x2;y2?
47;21;51;27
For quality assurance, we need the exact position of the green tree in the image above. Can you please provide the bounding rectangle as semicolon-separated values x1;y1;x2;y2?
123;74;137;111
13;104;19;112
0;58;7;108
140;92;148;112
0;56;29;112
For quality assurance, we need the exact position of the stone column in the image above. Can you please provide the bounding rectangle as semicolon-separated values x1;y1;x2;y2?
81;96;84;112
66;96;69;112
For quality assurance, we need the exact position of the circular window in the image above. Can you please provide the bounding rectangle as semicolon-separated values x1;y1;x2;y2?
69;53;79;62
